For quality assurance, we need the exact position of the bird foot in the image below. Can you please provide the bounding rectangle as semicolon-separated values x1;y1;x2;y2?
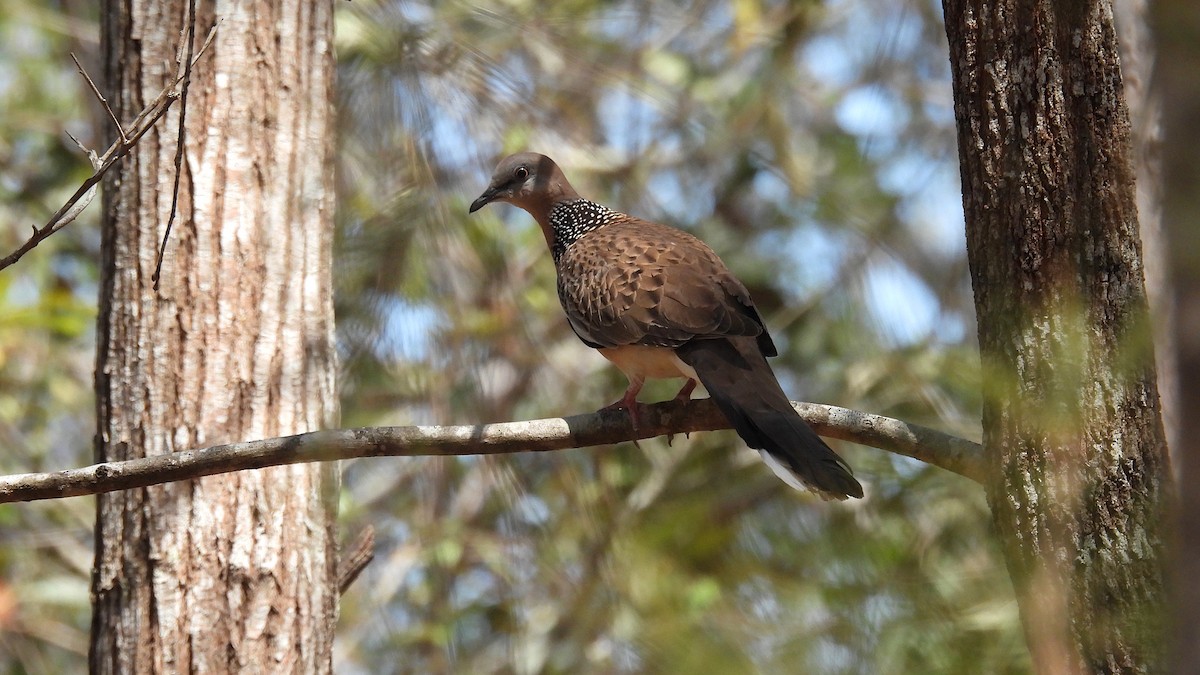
662;374;700;444
600;398;643;429
601;377;645;429
600;392;644;449
662;379;697;446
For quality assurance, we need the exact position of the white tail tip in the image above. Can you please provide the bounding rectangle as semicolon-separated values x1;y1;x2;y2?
759;450;810;492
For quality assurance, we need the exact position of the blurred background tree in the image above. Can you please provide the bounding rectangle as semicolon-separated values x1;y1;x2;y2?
1;0;1034;672
0;0;102;668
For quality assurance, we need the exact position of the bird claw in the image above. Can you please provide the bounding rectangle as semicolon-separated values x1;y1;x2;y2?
600;398;643;449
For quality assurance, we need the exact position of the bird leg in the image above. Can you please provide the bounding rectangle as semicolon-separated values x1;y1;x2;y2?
601;376;645;431
663;378;697;447
673;378;697;401
601;376;695;446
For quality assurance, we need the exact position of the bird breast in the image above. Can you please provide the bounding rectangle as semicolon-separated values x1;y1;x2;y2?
597;344;699;382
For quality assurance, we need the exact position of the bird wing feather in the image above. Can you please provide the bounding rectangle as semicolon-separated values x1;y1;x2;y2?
557;218;775;352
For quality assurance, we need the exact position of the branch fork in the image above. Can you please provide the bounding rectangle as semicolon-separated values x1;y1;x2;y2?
0;24;218;273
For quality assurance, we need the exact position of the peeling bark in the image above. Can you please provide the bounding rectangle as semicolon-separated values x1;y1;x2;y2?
941;0;1172;672
90;2;339;672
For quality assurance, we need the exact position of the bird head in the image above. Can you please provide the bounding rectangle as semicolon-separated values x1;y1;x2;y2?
469;153;578;217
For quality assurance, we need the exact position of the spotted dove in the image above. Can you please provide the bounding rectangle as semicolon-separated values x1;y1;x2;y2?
469;152;863;500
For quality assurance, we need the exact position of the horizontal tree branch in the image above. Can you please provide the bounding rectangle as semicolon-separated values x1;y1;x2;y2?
0;399;983;504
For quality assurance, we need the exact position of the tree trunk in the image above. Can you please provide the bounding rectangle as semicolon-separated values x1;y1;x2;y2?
90;2;339;672
1114;0;1173;456
941;0;1172;672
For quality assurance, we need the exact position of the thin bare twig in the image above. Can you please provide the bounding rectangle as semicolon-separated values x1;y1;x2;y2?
64;130;100;169
71;52;126;143
0;400;983;504
153;0;200;290
338;526;377;594
0;24;219;274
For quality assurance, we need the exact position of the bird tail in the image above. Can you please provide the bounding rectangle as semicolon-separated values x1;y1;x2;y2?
675;337;863;500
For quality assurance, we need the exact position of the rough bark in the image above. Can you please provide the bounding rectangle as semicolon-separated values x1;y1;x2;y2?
1152;0;1200;670
91;2;339;673
1113;0;1173;457
941;0;1172;672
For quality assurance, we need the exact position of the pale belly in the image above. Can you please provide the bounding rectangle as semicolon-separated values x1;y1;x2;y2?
597;344;698;383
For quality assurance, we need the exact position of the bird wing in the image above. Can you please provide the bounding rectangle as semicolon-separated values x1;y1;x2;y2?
556;218;777;354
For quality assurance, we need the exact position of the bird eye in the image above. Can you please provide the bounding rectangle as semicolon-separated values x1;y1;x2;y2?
515;167;529;180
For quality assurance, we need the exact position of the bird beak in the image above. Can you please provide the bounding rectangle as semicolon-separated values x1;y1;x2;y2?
469;189;496;213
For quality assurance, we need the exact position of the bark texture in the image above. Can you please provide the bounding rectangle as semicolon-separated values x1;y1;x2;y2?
1114;0;1173;455
941;0;1171;672
91;2;339;672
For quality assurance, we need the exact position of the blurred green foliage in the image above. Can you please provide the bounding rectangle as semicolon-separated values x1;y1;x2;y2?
0;0;1029;673
331;0;1025;673
0;0;102;669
